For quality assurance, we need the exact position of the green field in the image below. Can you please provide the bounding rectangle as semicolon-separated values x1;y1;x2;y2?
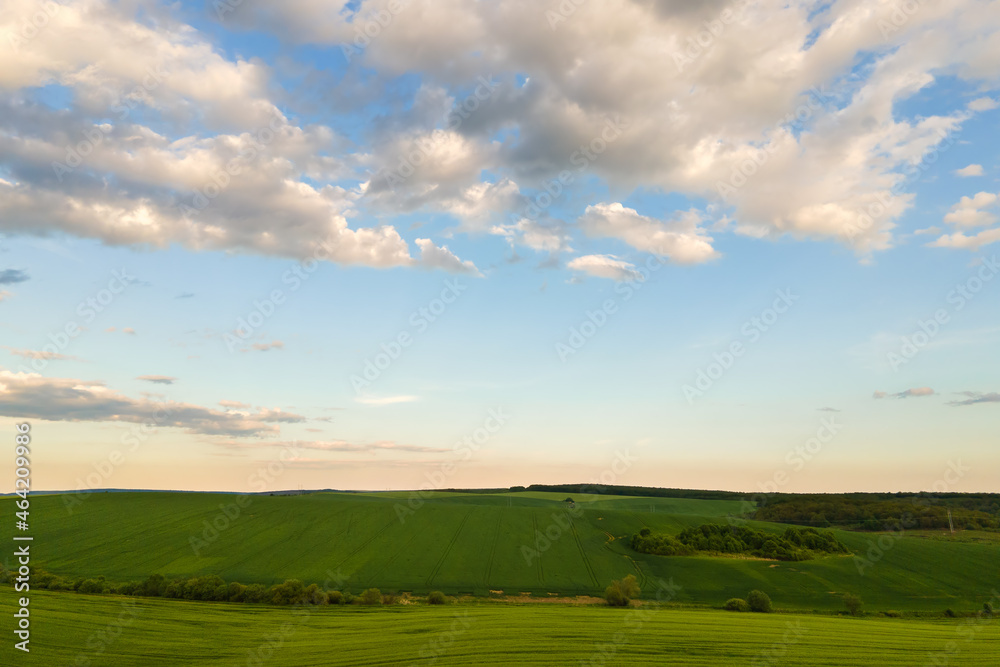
2;587;998;666
3;491;998;611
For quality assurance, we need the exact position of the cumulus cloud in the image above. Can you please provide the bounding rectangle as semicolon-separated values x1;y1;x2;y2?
578;203;719;263
943;192;999;228
414;239;482;276
930;191;1000;250
0;369;305;436
955;164;984;177
566;254;642;282
136;375;176;384
948;391;1000;406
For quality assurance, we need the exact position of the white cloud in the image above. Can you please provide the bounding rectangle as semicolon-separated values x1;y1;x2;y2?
414;239;482;276
136;375;176;384
955;164;984;177
355;395;419;406
0;369;304;436
578;203;719;264
942;192;999;227
566;254;642;282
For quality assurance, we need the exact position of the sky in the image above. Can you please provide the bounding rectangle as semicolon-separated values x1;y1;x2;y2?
0;0;998;495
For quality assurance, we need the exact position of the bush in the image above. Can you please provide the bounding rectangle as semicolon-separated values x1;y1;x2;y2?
746;590;773;613
427;591;448;605
270;579;306;605
984;602;994;616
304;583;328;606
604;574;640;607
359;588;382;605
244;584;267;603
843;593;863;616
78;579;105;594
883;610;902;618
724;598;750;612
944;608;957;618
328;590;344;605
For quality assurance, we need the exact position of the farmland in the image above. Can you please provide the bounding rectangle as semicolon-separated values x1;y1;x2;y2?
2;587;998;666
3;490;998;612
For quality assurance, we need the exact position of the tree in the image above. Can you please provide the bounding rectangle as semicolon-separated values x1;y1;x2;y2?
724;598;750;612
843;593;863;616
359;588;382;605
427;591;448;605
746;590;773;613
604;574;640;607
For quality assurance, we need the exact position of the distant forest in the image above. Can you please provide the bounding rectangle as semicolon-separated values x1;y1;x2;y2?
438;485;1000;532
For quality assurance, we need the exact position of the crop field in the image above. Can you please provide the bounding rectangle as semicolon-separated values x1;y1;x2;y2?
3;491;998;612
2;588;998;666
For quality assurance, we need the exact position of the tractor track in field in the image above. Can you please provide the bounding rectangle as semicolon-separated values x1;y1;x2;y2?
366;528;422;586
624;554;648;589
484;506;504;588
330;515;399;574
571;521;599;588
425;509;472;587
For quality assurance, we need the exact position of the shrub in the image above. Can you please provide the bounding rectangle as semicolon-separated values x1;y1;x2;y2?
328;590;344;605
604;574;640;607
843;593;863;616
724;598;750;612
244;584;267;603
747;590;773;613
78;579;105;594
883;610;902;618
944;608;957;618
270;579;306;605
984;602;994;616
381;593;399;605
304;583;329;606
427;591;448;605
359;588;382;605
342;592;355;605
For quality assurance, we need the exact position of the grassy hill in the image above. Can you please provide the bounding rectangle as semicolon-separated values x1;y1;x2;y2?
3;587;998;666
5;491;998;611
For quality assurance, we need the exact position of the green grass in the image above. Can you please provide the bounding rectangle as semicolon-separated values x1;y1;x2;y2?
2;588;998;666
4;491;998;611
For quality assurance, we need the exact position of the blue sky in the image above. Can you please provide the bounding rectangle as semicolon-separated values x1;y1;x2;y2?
0;0;998;493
